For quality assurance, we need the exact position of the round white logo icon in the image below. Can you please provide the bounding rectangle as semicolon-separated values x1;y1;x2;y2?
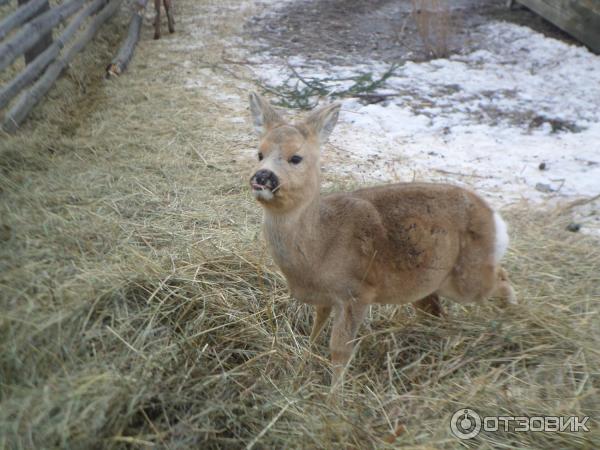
450;408;482;440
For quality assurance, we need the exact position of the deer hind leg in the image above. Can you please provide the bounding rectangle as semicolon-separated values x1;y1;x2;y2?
163;0;175;33
330;302;368;385
492;266;517;305
440;260;517;306
154;0;161;40
439;254;498;304
310;305;332;343
413;293;445;317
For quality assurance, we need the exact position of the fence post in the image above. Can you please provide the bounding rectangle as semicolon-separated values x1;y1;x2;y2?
17;0;53;64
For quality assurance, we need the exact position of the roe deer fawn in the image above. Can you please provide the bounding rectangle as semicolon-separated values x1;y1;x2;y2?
248;93;517;384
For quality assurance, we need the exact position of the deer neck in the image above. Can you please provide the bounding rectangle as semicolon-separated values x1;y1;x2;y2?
263;192;321;269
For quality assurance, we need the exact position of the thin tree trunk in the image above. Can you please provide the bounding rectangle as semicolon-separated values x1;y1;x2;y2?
3;0;121;132
153;0;160;40
0;0;108;111
163;0;174;34
0;0;87;73
106;0;148;77
0;0;47;41
17;0;53;64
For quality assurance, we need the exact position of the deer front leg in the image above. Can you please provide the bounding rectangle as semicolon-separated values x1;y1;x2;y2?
163;0;175;33
310;305;332;343
154;0;161;40
330;302;368;385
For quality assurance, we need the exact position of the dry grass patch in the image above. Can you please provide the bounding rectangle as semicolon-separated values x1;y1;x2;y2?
2;114;599;448
0;145;600;448
0;0;598;449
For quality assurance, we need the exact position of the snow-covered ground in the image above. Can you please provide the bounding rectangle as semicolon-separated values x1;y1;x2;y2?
248;21;600;233
176;0;600;235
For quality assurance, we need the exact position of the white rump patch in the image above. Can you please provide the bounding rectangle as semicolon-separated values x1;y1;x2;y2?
493;211;509;264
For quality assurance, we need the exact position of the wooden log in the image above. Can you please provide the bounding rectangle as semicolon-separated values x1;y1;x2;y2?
0;0;47;41
0;0;87;73
18;0;53;64
2;0;121;132
0;0;108;111
516;0;600;54
106;0;148;77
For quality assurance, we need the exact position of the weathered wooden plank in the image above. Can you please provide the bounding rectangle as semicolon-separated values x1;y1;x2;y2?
516;0;600;53
0;0;108;111
0;0;87;72
3;0;121;132
0;0;47;41
17;0;53;64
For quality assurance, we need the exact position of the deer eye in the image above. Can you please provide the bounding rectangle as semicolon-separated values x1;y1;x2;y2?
289;155;303;165
258;152;263;161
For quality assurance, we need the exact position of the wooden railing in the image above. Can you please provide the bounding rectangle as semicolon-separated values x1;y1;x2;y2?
0;0;165;133
513;0;600;54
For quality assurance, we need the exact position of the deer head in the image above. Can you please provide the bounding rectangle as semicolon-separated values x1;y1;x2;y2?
248;93;341;213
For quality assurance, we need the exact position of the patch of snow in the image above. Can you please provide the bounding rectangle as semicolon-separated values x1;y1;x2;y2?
250;22;600;233
169;0;599;235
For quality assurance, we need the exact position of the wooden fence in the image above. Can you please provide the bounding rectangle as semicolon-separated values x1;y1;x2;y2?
0;0;160;133
514;0;600;53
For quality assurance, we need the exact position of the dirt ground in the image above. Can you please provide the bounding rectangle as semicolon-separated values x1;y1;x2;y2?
245;0;577;64
0;1;598;449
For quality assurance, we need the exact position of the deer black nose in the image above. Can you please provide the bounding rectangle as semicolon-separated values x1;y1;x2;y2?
251;169;279;190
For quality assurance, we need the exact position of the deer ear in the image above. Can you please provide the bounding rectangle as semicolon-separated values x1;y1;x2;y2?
303;103;341;143
249;92;284;137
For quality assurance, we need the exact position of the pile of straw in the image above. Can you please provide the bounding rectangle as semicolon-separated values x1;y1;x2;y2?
1;0;598;448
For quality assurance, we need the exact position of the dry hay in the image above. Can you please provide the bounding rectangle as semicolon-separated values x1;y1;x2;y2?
1;0;599;449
